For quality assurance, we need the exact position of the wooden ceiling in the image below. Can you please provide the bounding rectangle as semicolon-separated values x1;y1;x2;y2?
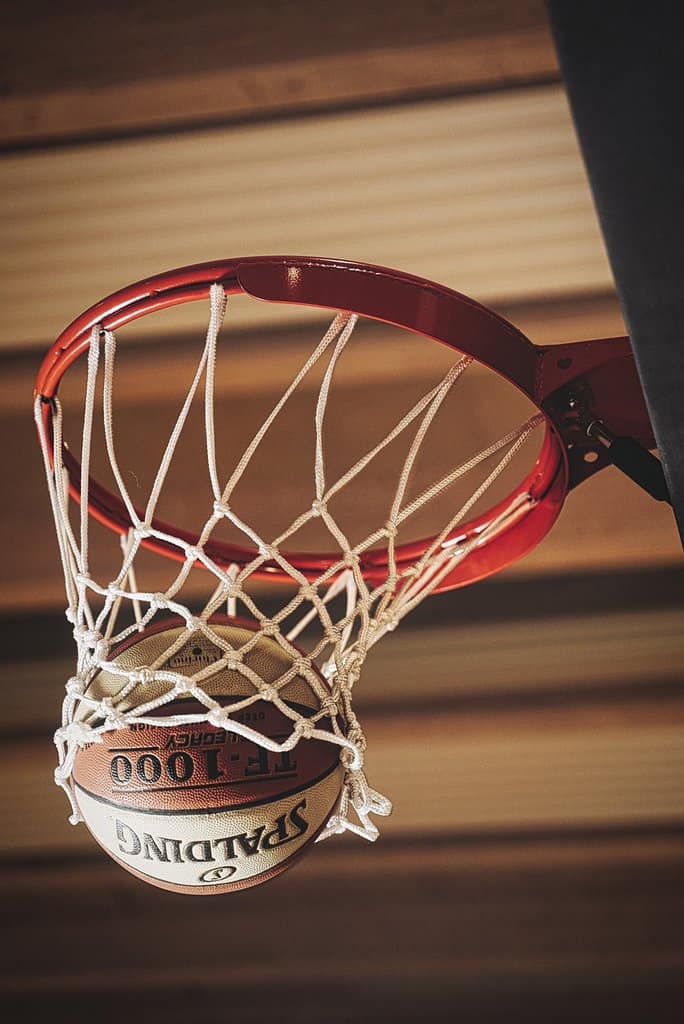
1;3;682;1020
2;85;616;350
2;1;557;145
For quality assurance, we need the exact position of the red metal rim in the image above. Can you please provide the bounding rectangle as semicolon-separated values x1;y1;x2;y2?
35;256;568;591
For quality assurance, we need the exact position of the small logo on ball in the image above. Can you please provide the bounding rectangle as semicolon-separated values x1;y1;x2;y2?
200;866;238;883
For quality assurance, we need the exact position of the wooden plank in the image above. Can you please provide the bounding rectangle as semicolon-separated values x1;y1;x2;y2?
1;1;558;146
1;831;683;1023
3;695;683;857
5;973;682;1022
498;290;627;345
0;85;614;351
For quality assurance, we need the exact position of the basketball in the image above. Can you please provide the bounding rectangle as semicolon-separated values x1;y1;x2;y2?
71;619;344;894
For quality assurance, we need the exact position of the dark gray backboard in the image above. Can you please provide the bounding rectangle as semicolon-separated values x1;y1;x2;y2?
547;0;684;544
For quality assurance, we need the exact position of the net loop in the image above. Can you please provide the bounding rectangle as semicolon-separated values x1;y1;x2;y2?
36;284;544;843
317;769;391;842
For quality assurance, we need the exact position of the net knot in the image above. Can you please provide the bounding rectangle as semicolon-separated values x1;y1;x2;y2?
320;696;339;719
129;667;155;687
150;593;168;611
65;676;85;697
73;625;101;649
341;744;364;771
98;697;128;730
342;551;358;569
258;684;279;703
260;619;278;638
310;499;325;518
344;712;366;749
75;628;109;661
59;719;100;747
327;625;342;644
373;611;398;633
94;639;110;661
172;679;192;696
225;654;242;671
385;520;399;539
292;656;310;675
212;500;231;519
184;546;203;564
185;615;203;633
207;706;231;728
258;542;276;560
133;525;151;542
298;582;317;602
294;716;315;740
342;651;364;679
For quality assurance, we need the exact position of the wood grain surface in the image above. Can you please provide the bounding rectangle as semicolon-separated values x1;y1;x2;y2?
1;85;613;351
1;1;557;145
1;831;683;1021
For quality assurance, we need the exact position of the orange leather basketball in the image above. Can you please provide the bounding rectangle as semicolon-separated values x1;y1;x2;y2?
72;619;344;894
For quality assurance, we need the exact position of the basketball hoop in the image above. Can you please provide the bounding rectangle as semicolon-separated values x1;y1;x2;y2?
34;256;661;892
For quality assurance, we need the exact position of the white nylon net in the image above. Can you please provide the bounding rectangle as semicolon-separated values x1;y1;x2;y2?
35;284;543;842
